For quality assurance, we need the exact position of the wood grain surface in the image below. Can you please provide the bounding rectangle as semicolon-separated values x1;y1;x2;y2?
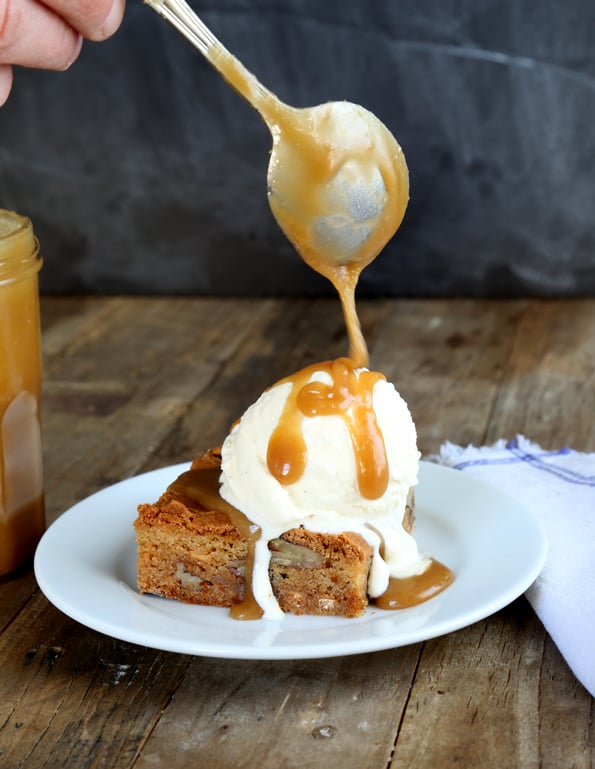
1;297;593;769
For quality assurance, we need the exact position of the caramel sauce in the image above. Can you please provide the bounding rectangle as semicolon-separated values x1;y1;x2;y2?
0;496;45;575
374;559;454;610
169;468;264;620
267;359;388;499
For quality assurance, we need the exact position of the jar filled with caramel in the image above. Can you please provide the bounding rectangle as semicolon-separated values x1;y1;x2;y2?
0;209;45;575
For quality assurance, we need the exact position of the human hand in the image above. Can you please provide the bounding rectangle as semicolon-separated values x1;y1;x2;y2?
0;0;125;106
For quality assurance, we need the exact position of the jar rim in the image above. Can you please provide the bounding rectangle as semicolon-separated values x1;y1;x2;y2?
0;210;42;283
0;209;28;235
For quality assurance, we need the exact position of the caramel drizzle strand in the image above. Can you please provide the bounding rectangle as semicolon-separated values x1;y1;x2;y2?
266;359;388;500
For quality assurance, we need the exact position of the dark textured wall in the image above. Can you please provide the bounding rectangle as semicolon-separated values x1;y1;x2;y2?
1;0;594;296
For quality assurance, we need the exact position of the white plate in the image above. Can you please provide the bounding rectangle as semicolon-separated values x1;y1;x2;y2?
34;461;546;660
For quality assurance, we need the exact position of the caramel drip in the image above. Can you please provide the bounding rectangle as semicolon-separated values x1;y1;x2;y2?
198;52;446;617
169;468;263;620
267;358;388;499
374;559;454;610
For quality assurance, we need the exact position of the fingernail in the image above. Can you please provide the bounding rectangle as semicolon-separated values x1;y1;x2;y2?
0;65;14;108
65;35;84;70
100;0;126;40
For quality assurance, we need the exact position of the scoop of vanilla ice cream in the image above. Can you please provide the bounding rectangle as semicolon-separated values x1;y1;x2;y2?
221;368;418;526
219;365;428;617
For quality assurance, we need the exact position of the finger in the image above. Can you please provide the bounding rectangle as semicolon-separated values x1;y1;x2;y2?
0;63;13;105
43;0;126;42
0;0;83;70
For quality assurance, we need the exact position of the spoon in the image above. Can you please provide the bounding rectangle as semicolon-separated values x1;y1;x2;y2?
145;0;409;366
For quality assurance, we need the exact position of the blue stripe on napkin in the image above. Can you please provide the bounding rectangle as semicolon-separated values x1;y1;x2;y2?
451;439;595;487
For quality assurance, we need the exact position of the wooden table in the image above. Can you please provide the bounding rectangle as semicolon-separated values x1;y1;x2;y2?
2;296;593;768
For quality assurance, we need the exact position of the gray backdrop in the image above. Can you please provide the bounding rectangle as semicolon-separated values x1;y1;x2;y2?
1;0;594;296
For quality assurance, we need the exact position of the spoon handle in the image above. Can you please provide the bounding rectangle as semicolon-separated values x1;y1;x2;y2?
144;0;218;56
144;0;277;116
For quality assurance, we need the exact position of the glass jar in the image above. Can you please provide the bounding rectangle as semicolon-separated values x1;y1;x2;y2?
0;209;45;575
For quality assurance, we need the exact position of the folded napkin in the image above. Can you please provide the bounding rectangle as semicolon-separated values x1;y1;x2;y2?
432;435;595;698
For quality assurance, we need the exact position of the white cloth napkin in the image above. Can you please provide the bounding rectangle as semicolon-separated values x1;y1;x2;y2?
432;435;595;698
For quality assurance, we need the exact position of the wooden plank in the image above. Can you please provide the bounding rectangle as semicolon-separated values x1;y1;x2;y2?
0;570;37;634
486;299;595;450
394;606;594;768
0;591;190;769
144;296;527;465
145;296;376;468
364;298;527;454
40;297;274;523
537;632;595;769
133;646;421;769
